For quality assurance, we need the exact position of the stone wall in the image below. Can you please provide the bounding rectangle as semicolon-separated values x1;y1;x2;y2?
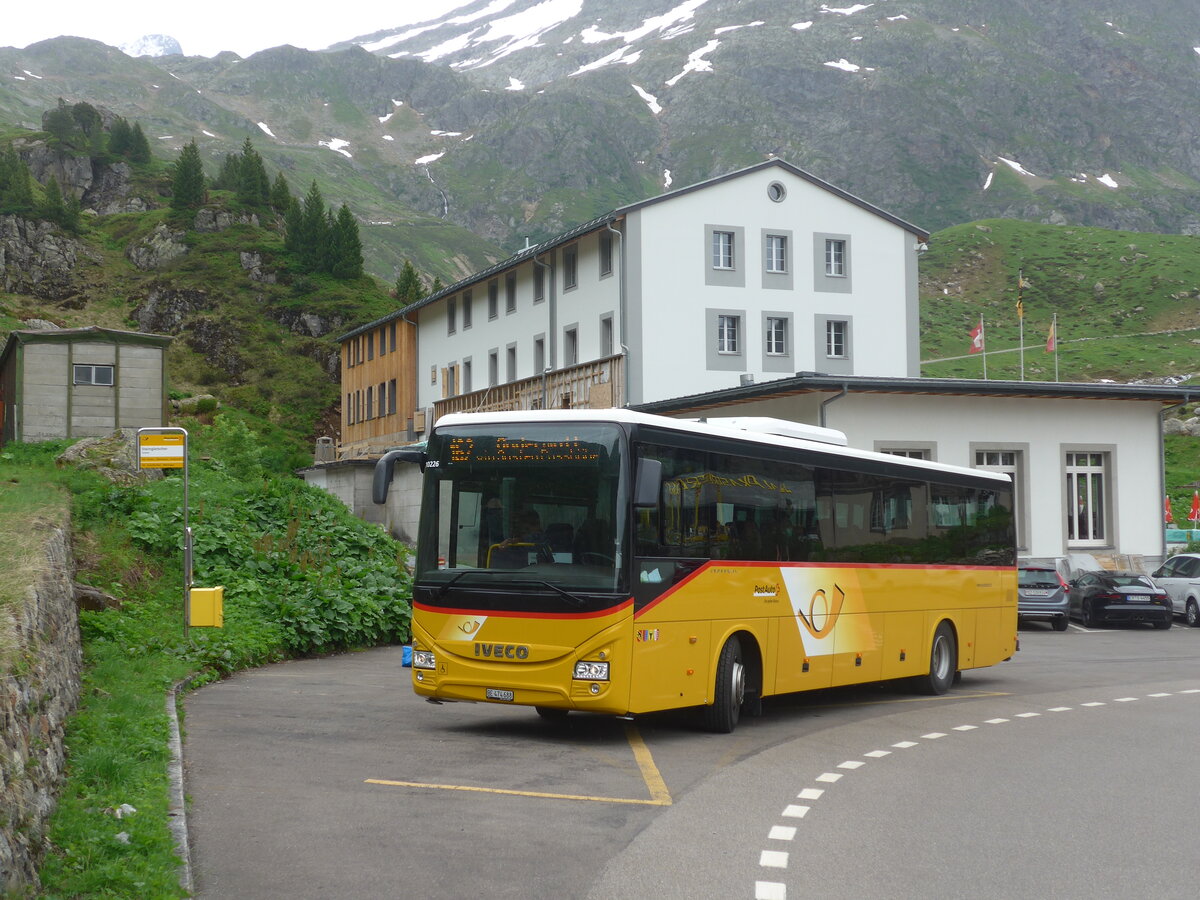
0;512;82;891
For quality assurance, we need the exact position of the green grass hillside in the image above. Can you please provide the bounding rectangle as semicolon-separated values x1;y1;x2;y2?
920;219;1200;383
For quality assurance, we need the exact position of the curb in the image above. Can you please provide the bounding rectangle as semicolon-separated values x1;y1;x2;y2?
167;676;201;896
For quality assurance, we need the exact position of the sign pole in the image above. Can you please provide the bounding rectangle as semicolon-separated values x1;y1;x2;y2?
137;427;190;641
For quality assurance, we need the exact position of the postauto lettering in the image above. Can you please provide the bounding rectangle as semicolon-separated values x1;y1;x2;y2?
474;642;530;660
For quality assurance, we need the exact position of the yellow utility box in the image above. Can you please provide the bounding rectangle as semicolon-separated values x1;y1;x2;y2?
190;586;225;627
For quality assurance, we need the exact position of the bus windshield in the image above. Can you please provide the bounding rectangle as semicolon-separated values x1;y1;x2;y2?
415;422;627;599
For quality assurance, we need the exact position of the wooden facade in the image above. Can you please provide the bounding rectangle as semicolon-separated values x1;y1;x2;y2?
339;316;417;457
0;327;172;447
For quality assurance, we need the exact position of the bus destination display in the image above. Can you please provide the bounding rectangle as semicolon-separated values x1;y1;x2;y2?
448;436;601;464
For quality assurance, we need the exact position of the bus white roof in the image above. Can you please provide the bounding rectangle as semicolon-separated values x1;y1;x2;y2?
432;408;1010;485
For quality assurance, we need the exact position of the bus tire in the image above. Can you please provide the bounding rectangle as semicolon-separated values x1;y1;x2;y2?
704;637;746;733
535;706;568;721
915;622;956;696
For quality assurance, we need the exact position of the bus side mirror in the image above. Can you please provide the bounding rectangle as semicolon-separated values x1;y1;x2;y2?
372;448;426;504
633;458;662;509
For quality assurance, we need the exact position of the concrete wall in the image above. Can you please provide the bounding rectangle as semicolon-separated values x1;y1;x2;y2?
0;512;82;891
301;460;423;545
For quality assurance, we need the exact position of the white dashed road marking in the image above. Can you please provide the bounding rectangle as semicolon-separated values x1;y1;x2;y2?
753;688;1198;898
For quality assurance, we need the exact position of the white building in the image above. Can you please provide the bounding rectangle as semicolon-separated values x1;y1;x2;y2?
402;158;926;426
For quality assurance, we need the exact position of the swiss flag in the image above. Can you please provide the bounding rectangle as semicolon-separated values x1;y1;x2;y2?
968;322;984;354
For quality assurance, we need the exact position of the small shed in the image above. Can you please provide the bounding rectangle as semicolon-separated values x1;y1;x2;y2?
0;326;172;447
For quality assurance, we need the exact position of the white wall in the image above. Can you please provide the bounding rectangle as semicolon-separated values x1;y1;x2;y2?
630;166;916;404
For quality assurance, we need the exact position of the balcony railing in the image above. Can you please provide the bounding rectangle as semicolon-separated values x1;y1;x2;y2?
433;354;625;420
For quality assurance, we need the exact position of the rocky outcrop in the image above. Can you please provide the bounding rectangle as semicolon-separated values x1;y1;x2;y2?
132;286;214;334
194;209;260;232
274;310;346;338
239;251;275;283
0;511;82;893
0;215;95;300
185;320;248;383
126;223;188;270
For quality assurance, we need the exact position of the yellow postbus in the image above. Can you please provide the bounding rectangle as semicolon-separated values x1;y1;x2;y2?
374;409;1016;733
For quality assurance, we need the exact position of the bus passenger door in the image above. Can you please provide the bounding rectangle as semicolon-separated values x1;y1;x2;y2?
629;559;713;713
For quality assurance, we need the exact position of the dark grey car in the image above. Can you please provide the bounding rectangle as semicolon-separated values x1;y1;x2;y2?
1068;570;1172;629
1018;566;1069;630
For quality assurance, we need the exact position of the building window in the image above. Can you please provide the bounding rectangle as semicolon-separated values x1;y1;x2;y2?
447;296;457;335
564;327;578;366
73;364;114;386
826;238;847;276
533;264;545;303
534;337;545;375
717;315;740;354
355;390;362;423
506;345;517;383
462;360;472;394
345;392;352;425
826;320;848;358
387;379;397;415
379;327;387;356
765;235;787;273
389;322;396;352
600;231;613;276
767;181;786;202
367;334;374;361
977;449;1023;548
766;317;787;355
462;290;472;329
488;280;498;319
600;316;613;356
505;272;517;313
488;350;499;387
886;449;931;460
366;386;374;419
1065;451;1108;546
563;245;578;290
430;364;437;384
712;231;734;269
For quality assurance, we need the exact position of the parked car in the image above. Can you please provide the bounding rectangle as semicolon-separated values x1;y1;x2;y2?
1018;565;1070;630
1068;570;1172;629
1151;553;1200;627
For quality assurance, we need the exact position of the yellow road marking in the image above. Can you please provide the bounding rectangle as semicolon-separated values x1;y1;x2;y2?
365;723;672;807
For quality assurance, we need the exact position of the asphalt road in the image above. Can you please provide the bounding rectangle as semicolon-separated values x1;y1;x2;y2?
184;620;1200;899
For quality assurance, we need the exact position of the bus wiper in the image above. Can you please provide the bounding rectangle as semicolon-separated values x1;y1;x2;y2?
432;569;507;599
515;579;589;608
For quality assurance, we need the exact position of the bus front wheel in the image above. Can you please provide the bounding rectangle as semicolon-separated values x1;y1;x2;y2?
704;637;746;733
915;622;956;696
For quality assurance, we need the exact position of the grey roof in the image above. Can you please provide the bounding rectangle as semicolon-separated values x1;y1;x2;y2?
632;372;1200;415
338;158;929;342
1;326;172;370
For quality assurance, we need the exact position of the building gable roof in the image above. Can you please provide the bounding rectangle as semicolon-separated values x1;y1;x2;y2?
1;326;172;371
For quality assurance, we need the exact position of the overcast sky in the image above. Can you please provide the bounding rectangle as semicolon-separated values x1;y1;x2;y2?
5;0;475;58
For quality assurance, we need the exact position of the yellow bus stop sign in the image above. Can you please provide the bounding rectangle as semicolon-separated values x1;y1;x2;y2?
138;432;186;469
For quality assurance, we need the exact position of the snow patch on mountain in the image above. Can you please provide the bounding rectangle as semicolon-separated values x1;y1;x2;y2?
121;34;183;57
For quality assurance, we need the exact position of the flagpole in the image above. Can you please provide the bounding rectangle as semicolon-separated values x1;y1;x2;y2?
981;314;987;380
1053;313;1059;381
1017;269;1025;381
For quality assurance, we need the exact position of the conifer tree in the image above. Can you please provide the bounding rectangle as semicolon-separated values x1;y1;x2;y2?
0;144;34;214
108;118;132;157
270;171;291;211
236;137;269;206
394;260;426;303
170;140;206;209
430;276;444;294
213;153;240;191
296;181;328;272
129;123;152;163
40;175;65;223
330;204;363;279
44;99;78;146
283;194;303;254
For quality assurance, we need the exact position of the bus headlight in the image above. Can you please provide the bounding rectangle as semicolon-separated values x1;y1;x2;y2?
412;649;437;670
573;660;610;681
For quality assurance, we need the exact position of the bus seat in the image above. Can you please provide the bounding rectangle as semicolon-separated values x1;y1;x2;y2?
545;522;574;553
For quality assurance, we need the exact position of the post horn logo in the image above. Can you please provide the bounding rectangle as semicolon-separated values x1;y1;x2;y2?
796;583;846;639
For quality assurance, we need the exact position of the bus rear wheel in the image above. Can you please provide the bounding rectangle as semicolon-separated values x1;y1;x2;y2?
704;637;746;733
914;622;956;695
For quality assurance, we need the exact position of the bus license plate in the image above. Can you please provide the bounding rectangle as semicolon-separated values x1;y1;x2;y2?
486;688;515;701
